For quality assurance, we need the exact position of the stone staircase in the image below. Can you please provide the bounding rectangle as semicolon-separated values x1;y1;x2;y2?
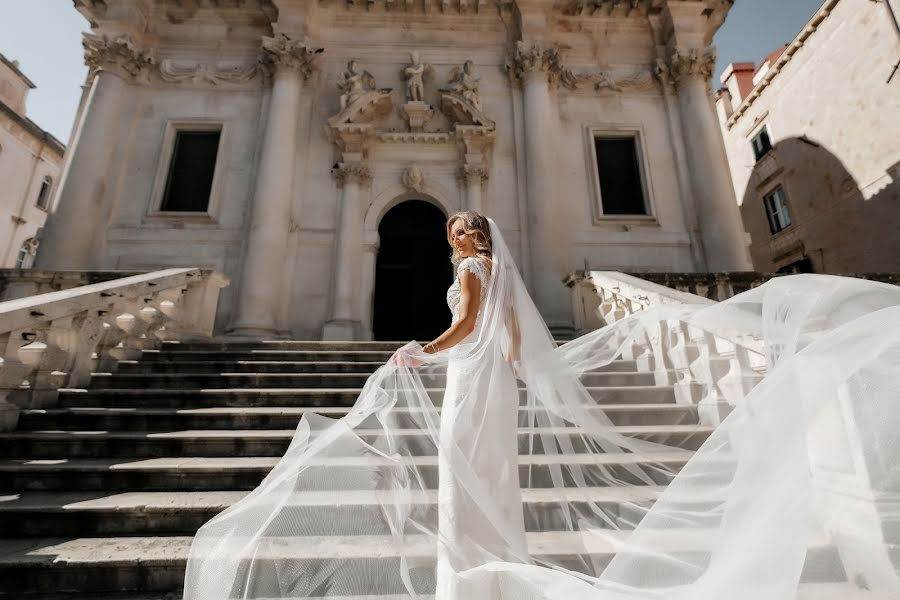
0;340;864;599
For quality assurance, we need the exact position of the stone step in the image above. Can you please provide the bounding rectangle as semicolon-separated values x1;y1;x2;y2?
137;350;638;370
0;486;672;537
157;340;574;352
11;590;884;600
116;360;390;374
55;386;677;409
158;340;427;351
0;424;713;459
85;371;657;389
19;402;696;431
0;532;844;596
0;451;692;492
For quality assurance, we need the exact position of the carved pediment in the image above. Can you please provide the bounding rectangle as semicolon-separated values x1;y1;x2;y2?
326;89;394;127
438;91;495;129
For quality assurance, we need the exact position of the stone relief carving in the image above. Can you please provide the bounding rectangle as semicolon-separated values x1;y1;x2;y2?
158;59;261;85
83;33;156;83
260;33;323;80
401;164;426;192
506;41;579;89
448;61;482;110
402;51;434;103
583;69;657;94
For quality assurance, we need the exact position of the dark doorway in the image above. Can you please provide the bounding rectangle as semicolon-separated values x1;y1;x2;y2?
372;200;453;341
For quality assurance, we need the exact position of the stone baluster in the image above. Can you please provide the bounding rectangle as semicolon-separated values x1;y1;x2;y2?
230;34;321;336
507;42;576;331
665;46;751;271
35;33;153;269
323;161;373;340
0;330;33;430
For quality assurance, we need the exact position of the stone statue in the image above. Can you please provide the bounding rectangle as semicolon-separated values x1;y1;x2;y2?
402;51;432;103
338;59;375;110
448;60;482;111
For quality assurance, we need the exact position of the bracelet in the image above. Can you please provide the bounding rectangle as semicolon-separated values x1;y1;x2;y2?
427;341;439;353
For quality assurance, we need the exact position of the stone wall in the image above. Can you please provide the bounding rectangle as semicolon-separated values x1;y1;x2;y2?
717;0;900;274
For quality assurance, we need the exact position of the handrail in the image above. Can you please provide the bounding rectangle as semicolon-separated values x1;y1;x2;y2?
0;268;229;431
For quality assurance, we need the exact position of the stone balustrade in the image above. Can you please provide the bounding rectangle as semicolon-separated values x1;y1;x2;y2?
566;270;766;425
0;268;228;431
0;269;146;302
628;271;900;301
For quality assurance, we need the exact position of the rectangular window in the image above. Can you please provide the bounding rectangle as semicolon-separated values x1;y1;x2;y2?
160;130;221;212
751;126;773;162
594;137;647;215
35;177;52;210
764;186;792;234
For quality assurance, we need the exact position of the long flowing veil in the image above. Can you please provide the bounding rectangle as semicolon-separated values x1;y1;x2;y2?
183;218;900;599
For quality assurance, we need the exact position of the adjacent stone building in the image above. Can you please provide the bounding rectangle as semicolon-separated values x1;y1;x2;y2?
717;0;900;274
0;54;65;269
36;0;750;340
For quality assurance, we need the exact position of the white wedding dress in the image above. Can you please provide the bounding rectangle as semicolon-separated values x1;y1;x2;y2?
183;218;900;600
436;256;528;598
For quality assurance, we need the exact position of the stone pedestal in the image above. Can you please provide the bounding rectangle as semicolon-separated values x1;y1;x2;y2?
400;101;434;132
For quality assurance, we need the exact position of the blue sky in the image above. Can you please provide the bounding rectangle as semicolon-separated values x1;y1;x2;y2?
0;0;826;143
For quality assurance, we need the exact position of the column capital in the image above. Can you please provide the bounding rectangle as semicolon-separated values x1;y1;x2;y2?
458;164;489;186
83;32;156;84
506;41;579;90
333;162;372;187
260;33;323;80
663;46;717;87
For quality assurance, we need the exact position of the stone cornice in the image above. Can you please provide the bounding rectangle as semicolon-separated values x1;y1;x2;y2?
333;161;373;186
260;34;324;79
83;33;157;84
506;42;579;90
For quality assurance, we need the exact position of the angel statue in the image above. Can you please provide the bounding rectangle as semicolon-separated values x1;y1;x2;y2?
403;51;433;103
448;59;482;111
338;59;375;111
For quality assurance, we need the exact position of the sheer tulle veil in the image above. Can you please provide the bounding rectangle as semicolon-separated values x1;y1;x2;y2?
183;217;900;599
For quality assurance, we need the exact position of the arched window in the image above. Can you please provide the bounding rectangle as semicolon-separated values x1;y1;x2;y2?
36;175;52;210
15;238;39;269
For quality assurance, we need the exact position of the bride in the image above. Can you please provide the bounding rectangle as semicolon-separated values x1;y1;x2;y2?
183;212;900;599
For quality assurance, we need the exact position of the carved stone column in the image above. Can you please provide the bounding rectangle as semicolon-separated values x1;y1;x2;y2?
507;42;577;331
229;34;320;336
459;165;488;213
35;33;155;269
667;46;751;270
323;162;372;341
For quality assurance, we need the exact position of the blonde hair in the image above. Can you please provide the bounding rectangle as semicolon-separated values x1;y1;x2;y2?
446;211;492;267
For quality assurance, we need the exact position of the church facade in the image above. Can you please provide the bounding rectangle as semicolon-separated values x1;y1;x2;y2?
36;0;749;340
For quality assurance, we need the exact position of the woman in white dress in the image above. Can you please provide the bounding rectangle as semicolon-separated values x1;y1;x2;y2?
183;213;900;600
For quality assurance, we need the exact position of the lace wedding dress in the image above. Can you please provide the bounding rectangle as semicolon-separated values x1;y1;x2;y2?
437;256;528;598
183;218;900;600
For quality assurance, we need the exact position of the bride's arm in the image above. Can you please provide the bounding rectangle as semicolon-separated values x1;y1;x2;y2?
504;302;521;364
422;270;481;354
